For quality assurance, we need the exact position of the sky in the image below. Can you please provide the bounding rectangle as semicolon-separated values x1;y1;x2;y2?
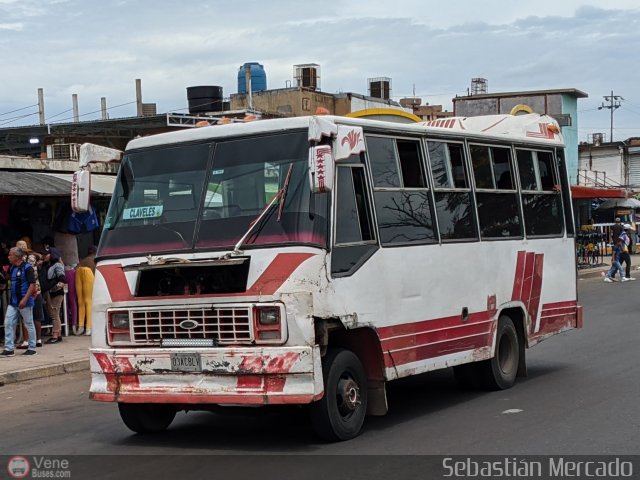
1;0;639;142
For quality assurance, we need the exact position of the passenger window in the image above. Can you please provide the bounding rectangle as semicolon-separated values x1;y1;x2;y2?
470;144;515;190
516;149;563;237
367;136;401;188
470;144;521;239
367;136;436;246
470;145;494;189
427;140;478;241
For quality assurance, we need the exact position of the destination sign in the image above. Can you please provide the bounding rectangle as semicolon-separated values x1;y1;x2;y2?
123;205;163;220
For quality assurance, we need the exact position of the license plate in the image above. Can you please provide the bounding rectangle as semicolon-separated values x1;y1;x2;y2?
170;352;202;372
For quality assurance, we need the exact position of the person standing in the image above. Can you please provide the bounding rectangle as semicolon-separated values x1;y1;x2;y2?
604;238;626;282
619;224;636;281
611;217;623;245
17;252;44;349
44;248;67;344
75;245;97;335
1;247;37;357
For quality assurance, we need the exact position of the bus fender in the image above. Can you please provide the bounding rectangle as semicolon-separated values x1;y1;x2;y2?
496;304;528;378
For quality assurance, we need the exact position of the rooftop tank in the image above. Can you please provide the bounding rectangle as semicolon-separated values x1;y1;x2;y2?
237;62;267;94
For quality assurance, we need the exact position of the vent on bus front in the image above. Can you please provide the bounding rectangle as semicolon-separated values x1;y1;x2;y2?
134;257;251;297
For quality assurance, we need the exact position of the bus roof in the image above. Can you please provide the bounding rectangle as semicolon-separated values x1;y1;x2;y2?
127;113;564;151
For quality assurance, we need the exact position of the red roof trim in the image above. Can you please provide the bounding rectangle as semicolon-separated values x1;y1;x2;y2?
571;185;629;199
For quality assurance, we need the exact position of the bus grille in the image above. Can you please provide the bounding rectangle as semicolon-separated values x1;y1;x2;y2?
130;307;253;344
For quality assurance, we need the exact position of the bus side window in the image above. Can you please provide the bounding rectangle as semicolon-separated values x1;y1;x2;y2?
367;136;437;245
427;140;478;242
470;144;522;239
332;165;378;276
517;149;564;237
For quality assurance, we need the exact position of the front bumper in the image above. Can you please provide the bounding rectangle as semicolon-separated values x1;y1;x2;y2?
89;345;323;405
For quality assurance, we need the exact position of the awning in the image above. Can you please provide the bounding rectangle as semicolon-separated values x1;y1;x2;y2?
570;185;629;199
0;171;115;197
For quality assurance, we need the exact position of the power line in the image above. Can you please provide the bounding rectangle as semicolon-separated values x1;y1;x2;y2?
0;111;39;127
50;100;137;124
0;104;39;118
45;108;73;122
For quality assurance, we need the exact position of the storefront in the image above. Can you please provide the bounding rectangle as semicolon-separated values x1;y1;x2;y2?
0;171;115;265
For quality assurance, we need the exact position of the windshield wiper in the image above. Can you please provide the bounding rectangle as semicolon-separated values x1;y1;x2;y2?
232;164;293;255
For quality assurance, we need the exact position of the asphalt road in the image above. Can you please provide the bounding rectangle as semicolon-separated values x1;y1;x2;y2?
1;275;638;479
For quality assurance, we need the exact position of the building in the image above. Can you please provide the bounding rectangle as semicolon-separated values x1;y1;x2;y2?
578;137;640;189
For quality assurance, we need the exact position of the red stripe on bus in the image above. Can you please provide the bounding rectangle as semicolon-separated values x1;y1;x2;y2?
511;251;526;301
527;253;544;332
245;253;315;295
380;320;493;351
96;264;133;302
542;300;577;310
97;253;315;302
383;333;493;368
378;311;492;339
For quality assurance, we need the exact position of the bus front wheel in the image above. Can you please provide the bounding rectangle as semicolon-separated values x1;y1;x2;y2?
480;315;520;390
118;403;176;434
309;348;368;441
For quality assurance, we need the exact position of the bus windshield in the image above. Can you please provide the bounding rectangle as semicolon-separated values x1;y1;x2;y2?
99;131;328;256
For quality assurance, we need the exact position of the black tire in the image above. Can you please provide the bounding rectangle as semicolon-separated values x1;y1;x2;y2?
309;348;368;441
118;403;176;434
478;315;520;390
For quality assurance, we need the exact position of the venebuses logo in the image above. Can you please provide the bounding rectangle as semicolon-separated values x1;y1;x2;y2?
7;456;30;479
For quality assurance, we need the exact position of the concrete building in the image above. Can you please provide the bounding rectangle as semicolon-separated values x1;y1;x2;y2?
578;137;640;189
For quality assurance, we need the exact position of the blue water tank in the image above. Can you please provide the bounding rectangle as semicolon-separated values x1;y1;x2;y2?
237;62;267;94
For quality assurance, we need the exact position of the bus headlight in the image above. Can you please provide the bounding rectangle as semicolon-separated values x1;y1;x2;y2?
108;311;131;345
253;306;285;344
258;307;280;325
110;312;130;329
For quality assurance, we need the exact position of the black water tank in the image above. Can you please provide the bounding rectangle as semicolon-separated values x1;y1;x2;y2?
187;86;223;114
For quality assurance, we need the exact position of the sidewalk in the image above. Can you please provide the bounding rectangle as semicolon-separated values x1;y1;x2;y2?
0;334;90;386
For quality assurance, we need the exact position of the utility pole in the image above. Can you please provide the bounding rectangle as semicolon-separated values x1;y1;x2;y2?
598;90;623;142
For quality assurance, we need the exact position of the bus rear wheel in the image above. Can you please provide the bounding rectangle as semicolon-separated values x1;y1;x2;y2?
480;315;520;390
118;403;176;434
309;348;368;441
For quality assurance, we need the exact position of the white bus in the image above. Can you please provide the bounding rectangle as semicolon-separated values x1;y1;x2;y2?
85;113;582;441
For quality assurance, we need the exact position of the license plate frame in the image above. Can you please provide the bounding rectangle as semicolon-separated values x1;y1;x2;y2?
170;352;202;372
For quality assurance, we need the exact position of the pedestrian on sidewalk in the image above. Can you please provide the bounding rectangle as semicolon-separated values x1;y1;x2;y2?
75;245;96;336
43;248;67;344
604;238;627;283
619;224;635;281
1;247;37;357
17;251;44;349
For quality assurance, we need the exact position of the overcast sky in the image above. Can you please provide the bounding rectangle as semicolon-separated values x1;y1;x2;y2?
1;0;639;142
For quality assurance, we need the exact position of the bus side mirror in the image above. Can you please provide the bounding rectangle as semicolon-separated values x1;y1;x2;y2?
308;145;334;193
71;170;91;213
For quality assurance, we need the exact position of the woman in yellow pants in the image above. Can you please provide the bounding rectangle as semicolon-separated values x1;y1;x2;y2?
75;246;96;335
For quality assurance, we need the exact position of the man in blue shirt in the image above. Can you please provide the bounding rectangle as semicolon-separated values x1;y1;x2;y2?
1;247;37;356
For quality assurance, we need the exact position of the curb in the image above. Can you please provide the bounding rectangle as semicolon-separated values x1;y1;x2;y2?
577;269;606;280
0;359;89;387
